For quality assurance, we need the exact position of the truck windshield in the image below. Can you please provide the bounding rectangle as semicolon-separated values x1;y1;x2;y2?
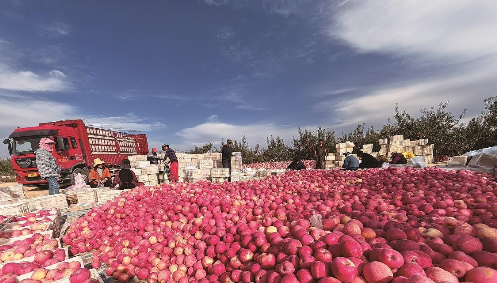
12;137;46;155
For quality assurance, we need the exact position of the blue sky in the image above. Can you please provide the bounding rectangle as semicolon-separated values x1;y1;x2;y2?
1;0;497;157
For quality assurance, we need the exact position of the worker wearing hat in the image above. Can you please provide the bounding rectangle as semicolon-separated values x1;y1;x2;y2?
35;138;60;195
89;158;112;188
162;144;178;182
147;147;159;164
222;139;233;181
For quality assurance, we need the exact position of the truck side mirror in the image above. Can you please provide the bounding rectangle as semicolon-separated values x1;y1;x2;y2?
3;139;12;155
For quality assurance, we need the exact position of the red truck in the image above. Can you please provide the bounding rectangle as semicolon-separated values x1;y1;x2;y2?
3;119;149;185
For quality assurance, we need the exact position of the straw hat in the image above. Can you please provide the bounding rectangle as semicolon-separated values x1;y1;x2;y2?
93;158;105;167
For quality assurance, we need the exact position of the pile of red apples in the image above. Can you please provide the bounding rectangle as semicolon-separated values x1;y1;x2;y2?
62;167;497;283
244;160;316;170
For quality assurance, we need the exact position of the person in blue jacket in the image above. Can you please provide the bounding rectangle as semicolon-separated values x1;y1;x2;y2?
342;152;360;170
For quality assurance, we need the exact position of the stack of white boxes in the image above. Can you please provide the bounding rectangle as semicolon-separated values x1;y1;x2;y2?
128;155;159;186
176;152;233;183
334;142;355;167
324;154;336;169
377;135;434;164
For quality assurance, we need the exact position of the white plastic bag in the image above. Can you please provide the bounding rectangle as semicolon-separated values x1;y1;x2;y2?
381;162;390;169
309;213;323;229
408;156;426;168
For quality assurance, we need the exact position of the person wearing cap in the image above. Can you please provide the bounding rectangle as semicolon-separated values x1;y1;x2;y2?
314;139;327;169
88;158;112;188
342;152;360;170
111;159;142;190
162;144;178;182
147;147;159;164
35;138;60;195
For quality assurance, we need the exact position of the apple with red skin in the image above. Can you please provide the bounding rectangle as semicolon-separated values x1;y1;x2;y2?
448;251;478;267
311;261;330;279
377;249;404;269
363;261;393;283
470;251;497;267
259;253;277;270
281;274;299;283
296;269;314;283
340;240;362;258
276;261;295;276
439;259;467;278
267;271;282;283
314;248;333;263
455;235;482;254
69;268;91;283
425;267;458;283
465;267;497;283
405;275;435;283
330;257;358;282
318;277;342;283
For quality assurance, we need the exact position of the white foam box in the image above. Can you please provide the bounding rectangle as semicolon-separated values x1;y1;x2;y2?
148;175;158;182
129;155;147;162
0;201;30;217
135;161;151;169
137;175;148;183
211;177;226;183
345;141;355;147
17;256;83;281
213;160;223;168
378;138;388;145
211;168;230;178
27;194;68;211
325;155;335;161
96;190;123;204
130;168;142;175
336;143;346;149
142;165;159;174
76;189;98;205
0;184;25;200
391;135;404;141
198;159;214;169
362;144;373;151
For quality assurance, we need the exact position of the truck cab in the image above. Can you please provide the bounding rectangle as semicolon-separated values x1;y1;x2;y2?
4;125;86;185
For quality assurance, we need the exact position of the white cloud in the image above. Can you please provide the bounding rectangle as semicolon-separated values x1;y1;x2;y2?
176;120;299;149
40;22;72;37
327;62;497;130
216;26;234;40
323;1;497;131
204;0;230;6
0;64;70;92
0;93;167;157
331;1;497;60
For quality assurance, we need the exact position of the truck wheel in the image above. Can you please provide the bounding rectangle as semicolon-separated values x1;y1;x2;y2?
71;167;89;185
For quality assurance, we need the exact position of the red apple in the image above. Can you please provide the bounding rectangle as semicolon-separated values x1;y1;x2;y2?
69;268;91;283
363;261;393;283
330;257;358;282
